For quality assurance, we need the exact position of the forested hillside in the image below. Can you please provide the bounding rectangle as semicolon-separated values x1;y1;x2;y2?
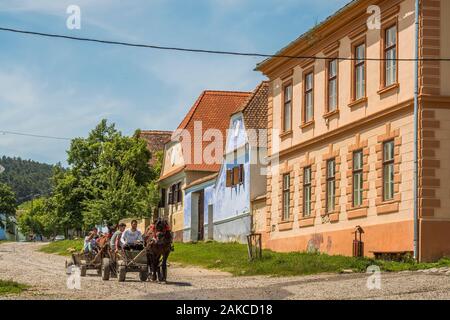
0;156;56;203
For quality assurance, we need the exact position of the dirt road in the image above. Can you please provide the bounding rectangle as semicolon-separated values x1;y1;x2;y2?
0;242;449;300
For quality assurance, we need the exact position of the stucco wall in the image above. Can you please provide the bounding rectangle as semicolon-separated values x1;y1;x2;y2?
252;199;267;234
440;1;450;96
266;113;415;255
249;146;268;201
213;214;251;243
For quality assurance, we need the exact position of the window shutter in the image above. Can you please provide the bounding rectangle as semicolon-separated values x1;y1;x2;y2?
239;164;244;184
233;167;240;186
226;169;232;187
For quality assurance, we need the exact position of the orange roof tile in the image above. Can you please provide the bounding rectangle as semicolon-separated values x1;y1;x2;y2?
175;90;252;173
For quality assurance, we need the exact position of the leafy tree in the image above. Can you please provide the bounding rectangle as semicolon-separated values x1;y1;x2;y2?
82;168;149;227
17;197;60;238
51;119;156;230
15;120;163;235
0;183;17;228
50;166;84;236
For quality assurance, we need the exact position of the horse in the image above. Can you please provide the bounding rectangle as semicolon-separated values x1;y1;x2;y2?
144;219;173;283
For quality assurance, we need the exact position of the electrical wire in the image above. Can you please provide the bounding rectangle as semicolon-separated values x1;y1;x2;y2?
0;26;449;62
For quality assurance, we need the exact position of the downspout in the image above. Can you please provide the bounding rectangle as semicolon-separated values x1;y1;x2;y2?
413;0;420;261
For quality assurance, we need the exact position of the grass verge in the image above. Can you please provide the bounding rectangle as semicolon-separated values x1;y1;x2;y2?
38;239;83;256
0;280;28;296
169;242;450;276
39;240;450;276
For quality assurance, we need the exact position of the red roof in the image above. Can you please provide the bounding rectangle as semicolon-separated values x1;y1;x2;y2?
175;90;252;173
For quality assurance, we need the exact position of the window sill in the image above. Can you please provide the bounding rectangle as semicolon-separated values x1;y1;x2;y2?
299;216;315;228
377;83;399;96
323;109;339;119
300;120;315;130
279;130;293;139
348;97;368;108
347;207;368;220
376;200;400;215
321;212;340;223
278;220;294;231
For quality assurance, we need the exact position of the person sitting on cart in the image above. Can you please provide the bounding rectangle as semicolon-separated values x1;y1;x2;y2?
110;223;126;252
83;227;99;254
120;220;144;250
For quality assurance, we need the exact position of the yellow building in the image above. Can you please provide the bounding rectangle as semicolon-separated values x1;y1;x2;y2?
256;0;450;261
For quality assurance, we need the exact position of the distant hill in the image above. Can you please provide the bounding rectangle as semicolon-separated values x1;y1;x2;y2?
0;156;56;204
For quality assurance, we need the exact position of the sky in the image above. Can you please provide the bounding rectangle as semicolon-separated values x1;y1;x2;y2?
0;0;349;165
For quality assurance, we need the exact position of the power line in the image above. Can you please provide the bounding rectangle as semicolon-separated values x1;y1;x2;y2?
1;26;450;62
0;130;71;141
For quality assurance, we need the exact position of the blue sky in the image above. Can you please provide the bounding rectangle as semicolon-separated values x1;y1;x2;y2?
0;0;349;165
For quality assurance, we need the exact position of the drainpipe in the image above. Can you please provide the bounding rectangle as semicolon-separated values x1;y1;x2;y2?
413;0;420;261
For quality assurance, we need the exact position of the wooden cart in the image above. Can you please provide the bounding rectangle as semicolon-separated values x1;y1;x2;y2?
103;247;149;282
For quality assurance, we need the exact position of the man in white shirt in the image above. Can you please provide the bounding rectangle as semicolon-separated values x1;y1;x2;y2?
120;220;143;250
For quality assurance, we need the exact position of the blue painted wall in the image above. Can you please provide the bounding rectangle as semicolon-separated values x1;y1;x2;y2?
212;113;252;242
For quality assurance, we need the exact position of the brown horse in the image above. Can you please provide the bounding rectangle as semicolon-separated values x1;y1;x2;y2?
144;219;173;283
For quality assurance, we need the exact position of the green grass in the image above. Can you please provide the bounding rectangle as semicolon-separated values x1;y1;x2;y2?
0;280;28;296
39;240;450;276
169;242;450;276
0;240;11;245
39;239;83;256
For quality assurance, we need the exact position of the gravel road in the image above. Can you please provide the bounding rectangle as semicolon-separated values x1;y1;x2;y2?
0;242;449;300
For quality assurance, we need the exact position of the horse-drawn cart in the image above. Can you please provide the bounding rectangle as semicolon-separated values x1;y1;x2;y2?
103;246;149;282
66;250;103;277
65;241;112;278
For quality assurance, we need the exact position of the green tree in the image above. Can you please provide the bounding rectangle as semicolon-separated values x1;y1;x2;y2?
82;168;149;227
17;198;60;238
50;119;156;230
0;182;17;228
50;166;84;236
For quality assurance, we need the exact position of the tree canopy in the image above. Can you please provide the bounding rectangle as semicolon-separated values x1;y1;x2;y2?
17;120;162;237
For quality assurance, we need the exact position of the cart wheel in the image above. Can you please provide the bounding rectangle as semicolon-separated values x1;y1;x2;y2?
97;268;102;276
118;266;126;282
102;258;111;281
139;268;148;282
80;261;87;277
